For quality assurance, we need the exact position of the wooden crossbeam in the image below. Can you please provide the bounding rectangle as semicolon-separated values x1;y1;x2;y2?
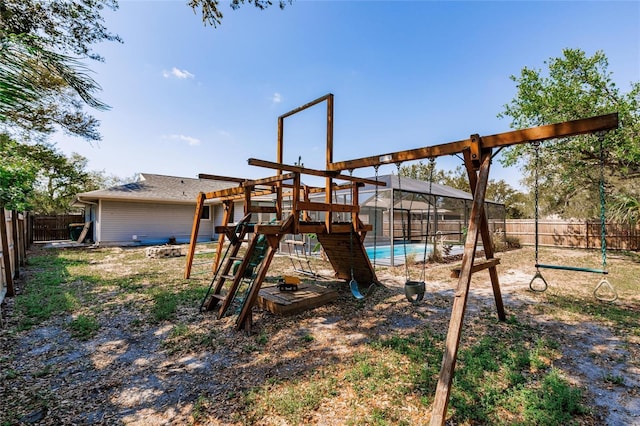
296;201;359;213
327;113;618;172
247;158;386;186
450;258;501;278
198;173;246;183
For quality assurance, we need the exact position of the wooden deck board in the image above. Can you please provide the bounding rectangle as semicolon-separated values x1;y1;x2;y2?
257;284;338;316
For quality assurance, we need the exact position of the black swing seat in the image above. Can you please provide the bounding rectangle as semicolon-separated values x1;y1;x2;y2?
535;263;608;275
404;280;426;304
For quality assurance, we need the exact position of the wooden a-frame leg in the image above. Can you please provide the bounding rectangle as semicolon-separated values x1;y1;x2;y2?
429;149;492;426
463;150;506;321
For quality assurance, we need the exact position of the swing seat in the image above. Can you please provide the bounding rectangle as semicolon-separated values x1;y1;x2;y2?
404;280;425;304
349;279;366;300
535;263;608;275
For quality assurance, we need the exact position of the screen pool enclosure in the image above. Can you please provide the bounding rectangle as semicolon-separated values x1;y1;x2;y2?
300;174;505;266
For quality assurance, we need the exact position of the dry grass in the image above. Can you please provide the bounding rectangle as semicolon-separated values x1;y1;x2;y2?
0;243;638;425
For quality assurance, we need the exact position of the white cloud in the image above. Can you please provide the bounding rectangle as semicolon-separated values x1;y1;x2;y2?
166;134;201;146
162;67;194;79
272;92;282;104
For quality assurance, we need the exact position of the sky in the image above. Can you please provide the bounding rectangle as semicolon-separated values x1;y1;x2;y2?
55;0;640;190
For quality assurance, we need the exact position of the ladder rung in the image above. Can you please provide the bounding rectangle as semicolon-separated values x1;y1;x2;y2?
229;256;244;261
210;294;225;301
221;274;236;280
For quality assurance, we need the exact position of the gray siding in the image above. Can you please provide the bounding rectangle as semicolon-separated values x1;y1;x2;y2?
98;200;213;245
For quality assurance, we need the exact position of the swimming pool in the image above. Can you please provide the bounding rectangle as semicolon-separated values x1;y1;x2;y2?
366;243;431;262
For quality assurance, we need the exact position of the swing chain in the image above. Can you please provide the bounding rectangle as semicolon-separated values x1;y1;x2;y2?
395;162;410;280
372;165;380;269
597;132;607;271
533;141;540;267
421;157;436;282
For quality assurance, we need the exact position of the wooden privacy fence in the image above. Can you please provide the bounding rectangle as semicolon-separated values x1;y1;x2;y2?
31;214;84;242
1;208;28;306
505;219;640;251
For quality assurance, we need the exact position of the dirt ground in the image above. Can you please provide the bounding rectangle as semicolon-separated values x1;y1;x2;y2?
1;245;638;425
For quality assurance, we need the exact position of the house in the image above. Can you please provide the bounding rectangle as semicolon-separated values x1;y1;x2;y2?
73;173;243;246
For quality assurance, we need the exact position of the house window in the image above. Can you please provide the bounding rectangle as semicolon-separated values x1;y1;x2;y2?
201;205;211;220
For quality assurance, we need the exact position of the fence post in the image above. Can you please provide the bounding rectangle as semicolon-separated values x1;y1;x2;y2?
11;210;19;279
0;207;15;297
585;220;589;249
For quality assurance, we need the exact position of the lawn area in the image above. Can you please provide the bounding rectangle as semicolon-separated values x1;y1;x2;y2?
0;244;638;425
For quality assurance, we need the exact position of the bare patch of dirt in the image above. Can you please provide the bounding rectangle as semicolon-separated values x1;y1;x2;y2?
1;245;638;425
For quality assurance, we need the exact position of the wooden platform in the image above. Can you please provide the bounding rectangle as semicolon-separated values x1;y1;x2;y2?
316;232;376;284
257;283;338;316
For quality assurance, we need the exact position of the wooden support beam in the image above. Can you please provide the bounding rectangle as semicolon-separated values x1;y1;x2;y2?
328;113;618;172
184;193;206;279
296;201;359;213
450;258;501;278
204;173;296;199
244;172;296;187
236;235;281;331
463;149;506;320
430;149;492;426
246;206;278;214
247;158;385;186
198;174;246;183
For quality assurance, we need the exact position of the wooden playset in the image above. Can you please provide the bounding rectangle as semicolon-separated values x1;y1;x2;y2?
183;93;618;425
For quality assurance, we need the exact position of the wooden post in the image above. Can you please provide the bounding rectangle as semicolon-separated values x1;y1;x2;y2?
463;149;505;320
184;192;206;279
236;235;280;331
11;210;19;279
429;150;492;425
1;207;15;297
292;173;300;234
18;213;26;266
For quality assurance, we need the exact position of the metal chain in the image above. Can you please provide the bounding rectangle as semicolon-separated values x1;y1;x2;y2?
372;165;380;269
421;158;435;281
349;169;355;281
396;162;410;281
533;141;540;266
598;132;607;271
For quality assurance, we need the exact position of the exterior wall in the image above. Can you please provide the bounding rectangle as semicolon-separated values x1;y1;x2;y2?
96;200;213;246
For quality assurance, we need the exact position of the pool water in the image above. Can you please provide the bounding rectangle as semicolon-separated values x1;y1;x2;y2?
366;243;432;261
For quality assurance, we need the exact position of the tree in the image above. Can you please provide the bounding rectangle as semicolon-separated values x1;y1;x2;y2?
0;133;38;210
189;0;291;27
0;133;120;213
0;0;121;141
499;48;640;222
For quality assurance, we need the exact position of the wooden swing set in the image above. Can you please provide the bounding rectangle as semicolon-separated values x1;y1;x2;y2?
184;93;618;425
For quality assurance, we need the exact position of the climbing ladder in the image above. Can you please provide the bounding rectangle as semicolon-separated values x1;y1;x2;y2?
200;214;284;330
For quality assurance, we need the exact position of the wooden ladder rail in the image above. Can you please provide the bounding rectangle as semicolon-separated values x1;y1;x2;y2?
202;215;252;312
235;234;282;331
215;232;262;319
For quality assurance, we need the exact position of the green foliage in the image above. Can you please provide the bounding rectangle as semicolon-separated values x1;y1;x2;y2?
14;252;78;329
150;291;179;322
0;134;38;210
67;314;100;340
0;0;121;140
499;48;640;221
247;375;337;425
519;369;586;425
0;132;123;213
189;0;291;27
